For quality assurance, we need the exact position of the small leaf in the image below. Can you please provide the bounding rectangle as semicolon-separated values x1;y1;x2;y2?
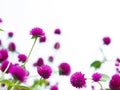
90;60;102;69
0;28;4;31
39;79;48;86
15;85;32;90
100;74;110;82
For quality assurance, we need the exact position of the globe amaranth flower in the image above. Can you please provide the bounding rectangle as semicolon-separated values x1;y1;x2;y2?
92;72;102;82
0;18;3;23
8;42;16;52
58;62;71;76
48;56;54;62
0;49;8;62
8;32;14;38
103;36;111;45
1;60;12;73
54;42;60;49
18;54;27;63
37;64;52;79
109;74;120;90
70;72;86;88
39;36;46;42
54;28;61;35
50;85;58;90
9;64;28;82
33;57;44;67
30;27;45;38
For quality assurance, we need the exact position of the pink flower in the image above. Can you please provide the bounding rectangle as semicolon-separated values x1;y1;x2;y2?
0;49;8;62
0;18;3;23
92;72;102;82
103;36;111;45
54;28;61;35
18;54;27;63
8;42;16;52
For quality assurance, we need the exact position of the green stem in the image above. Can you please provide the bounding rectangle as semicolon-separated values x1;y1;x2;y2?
9;81;20;90
98;81;103;90
22;37;37;67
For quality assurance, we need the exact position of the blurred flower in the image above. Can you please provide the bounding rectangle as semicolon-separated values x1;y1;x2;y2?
30;27;45;38
9;64;28;82
0;18;3;23
1;60;12;73
58;62;71;76
37;64;52;79
92;72;102;82
18;54;27;63
70;72;86;88
54;42;60;49
8;42;16;52
109;74;120;90
48;56;54;62
0;49;8;62
33;57;44;67
8;32;14;38
103;36;111;45
39;36;46;42
50;85;58;90
54;28;61;35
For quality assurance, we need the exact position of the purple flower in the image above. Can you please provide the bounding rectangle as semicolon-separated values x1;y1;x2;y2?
0;49;8;62
58;62;71;76
50;85;58;90
18;54;27;63
8;32;14;37
33;57;44;67
30;27;45;38
39;36;46;42
54;28;61;35
0;18;3;23
9;64;28;82
109;74;120;90
70;72;86;88
8;42;16;52
48;56;54;62
54;42;60;49
1;60;12;73
92;72;102;82
103;36;111;45
37;65;52;79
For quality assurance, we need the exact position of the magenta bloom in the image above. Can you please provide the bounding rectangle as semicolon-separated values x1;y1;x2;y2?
0;18;3;23
48;56;54;62
1;60;12;73
8;42;16;52
54;28;61;35
109;74;120;90
0;49;8;62
70;72;86;88
58;62;71;76
18;54;27;63
9;64;28;82
39;36;46;42
54;42;60;49
50;85;58;90
37;65;52;79
103;36;111;45
8;32;14;37
92;72;102;82
30;27;45;38
33;57;44;67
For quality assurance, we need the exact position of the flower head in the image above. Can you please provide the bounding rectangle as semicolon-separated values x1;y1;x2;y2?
37;64;52;79
58;62;71;76
54;28;61;35
109;74;120;90
54;42;60;49
70;72;86;88
33;57;44;67
50;85;58;90
8;32;14;38
8;42;16;52
92;72;102;82
103;36;111;45
18;54;27;63
0;18;3;23
30;27;45;38
39;36;46;42
48;56;54;62
9;64;28;82
0;49;8;62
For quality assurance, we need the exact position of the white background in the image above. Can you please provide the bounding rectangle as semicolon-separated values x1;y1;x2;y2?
0;0;120;90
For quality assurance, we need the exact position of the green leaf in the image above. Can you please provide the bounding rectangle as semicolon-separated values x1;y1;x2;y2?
90;60;102;69
0;79;14;86
100;74;110;82
39;79;48;86
0;28;4;31
15;85;32;90
105;88;110;90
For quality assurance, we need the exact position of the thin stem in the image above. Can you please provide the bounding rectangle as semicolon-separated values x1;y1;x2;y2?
9;81;20;90
22;37;37;67
98;81;103;90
